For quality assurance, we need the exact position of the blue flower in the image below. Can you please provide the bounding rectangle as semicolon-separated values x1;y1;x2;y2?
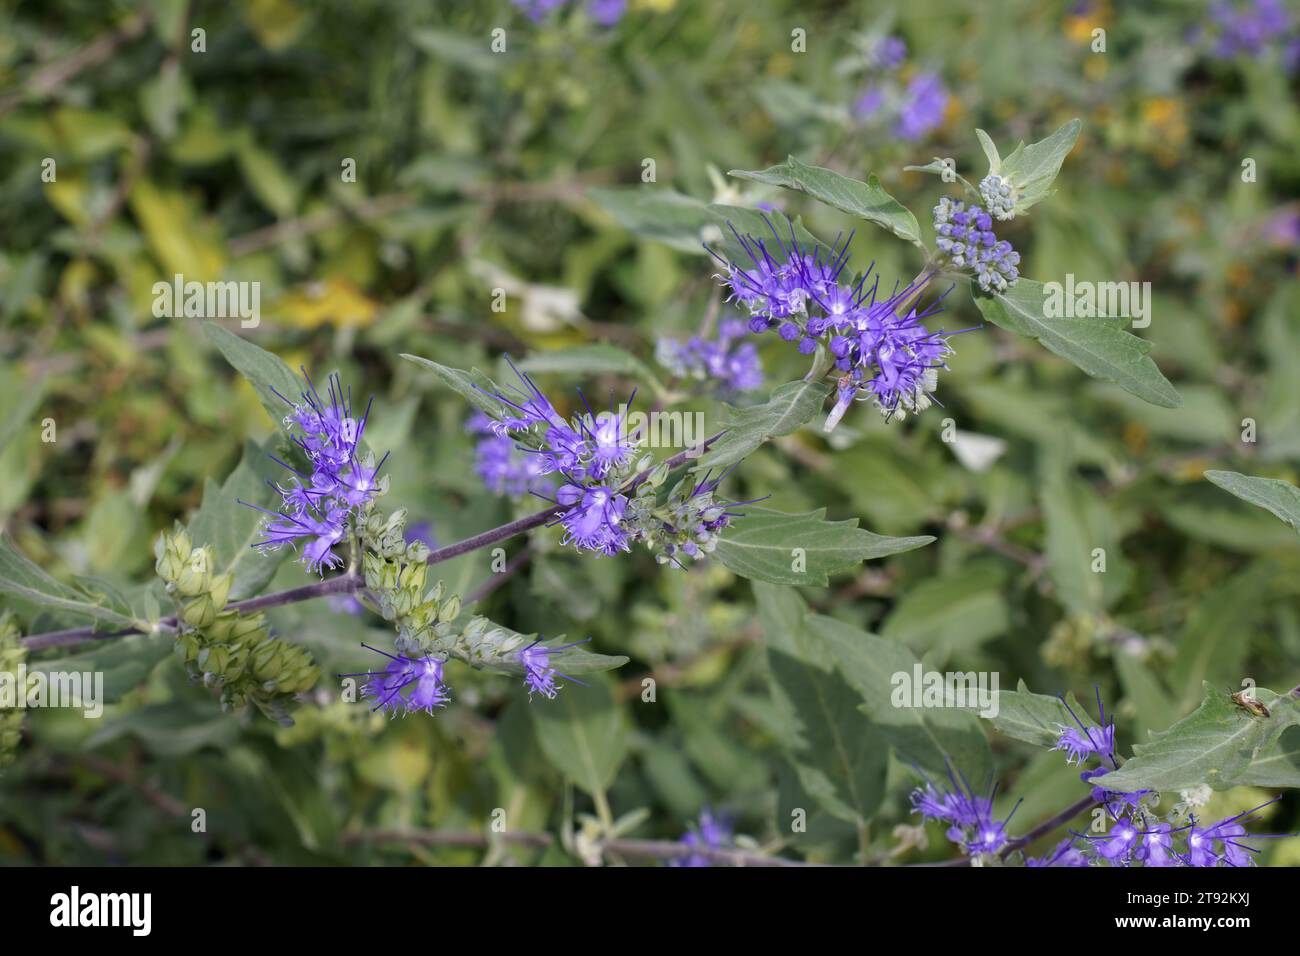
554;484;630;555
710;221;964;427
340;644;450;716
671;809;733;867
467;413;552;497
873;35;908;70
1052;689;1117;767
894;71;948;141
517;638;590;699
1026;838;1090;867
909;767;1021;856
243;371;388;575
1208;0;1295;64
933;197;1020;292
1186;798;1284;867
656;318;764;394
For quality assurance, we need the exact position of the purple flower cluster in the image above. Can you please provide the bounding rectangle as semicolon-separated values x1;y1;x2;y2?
933;198;1021;293
711;221;960;425
478;361;751;560
343;644;450;716
481;362;640;556
670;809;733;867
1030;691;1292;867
655;318;764;394
1052;691;1118;767
513;0;625;26
244;372;386;574
467;412;552;497
1072;799;1284;867
894;72;950;142
851;36;949;142
910;767;1023;857
1206;0;1299;70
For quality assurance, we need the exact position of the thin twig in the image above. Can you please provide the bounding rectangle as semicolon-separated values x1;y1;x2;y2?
464;546;535;606
0;9;152;117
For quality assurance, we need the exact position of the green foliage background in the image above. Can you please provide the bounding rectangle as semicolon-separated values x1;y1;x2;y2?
0;0;1298;865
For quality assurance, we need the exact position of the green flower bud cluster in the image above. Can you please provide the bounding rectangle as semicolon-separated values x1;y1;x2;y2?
425;615;534;673
360;508;430;563
0;613;26;767
174;611;320;725
154;526;232;630
156;527;319;725
358;506;460;654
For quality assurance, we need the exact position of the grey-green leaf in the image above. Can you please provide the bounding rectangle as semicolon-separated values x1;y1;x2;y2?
982;680;1100;749
1204;471;1300;535
715;507;933;587
995;118;1082;213
767;648;887;826
972;279;1181;408
695;379;830;470
1091;684;1300;793
400;353;519;422
729;156;922;246
805;614;992;784
203;322;303;423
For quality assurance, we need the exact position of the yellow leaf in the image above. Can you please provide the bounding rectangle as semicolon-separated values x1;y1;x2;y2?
129;180;226;281
276;278;378;330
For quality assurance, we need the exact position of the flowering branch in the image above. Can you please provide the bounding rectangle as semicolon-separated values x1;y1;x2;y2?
18;432;726;652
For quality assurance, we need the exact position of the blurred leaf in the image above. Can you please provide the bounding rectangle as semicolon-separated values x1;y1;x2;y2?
1040;451;1129;615
1114;651;1182;741
129;180;225;281
767;648;887;827
527;674;628;796
805;614;993;783
28;632;170;704
235;133;300;217
516;344;665;396
87;700;240;757
1170;564;1274;706
412;28;504;75
0;534;135;628
881;564;1009;655
586;187;715;254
